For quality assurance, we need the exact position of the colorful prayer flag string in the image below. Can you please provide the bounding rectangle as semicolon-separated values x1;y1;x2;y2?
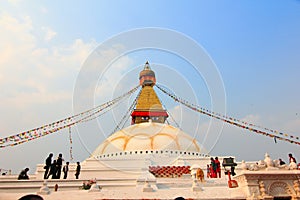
0;85;140;148
69;127;73;161
156;84;300;146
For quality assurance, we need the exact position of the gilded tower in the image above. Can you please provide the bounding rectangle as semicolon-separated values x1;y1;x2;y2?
131;62;168;124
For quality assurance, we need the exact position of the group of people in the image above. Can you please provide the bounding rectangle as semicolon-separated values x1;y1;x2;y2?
278;153;297;166
17;152;298;181
205;153;298;179
207;157;221;178
43;153;81;179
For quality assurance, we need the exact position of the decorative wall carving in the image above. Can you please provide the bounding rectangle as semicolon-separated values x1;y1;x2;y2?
268;181;290;197
234;171;300;199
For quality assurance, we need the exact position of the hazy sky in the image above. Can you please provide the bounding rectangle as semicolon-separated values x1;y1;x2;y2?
0;0;300;173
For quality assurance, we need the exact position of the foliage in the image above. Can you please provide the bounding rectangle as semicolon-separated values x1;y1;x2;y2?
81;179;96;190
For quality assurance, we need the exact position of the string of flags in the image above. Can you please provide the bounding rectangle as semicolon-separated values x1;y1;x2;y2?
69;127;73;161
0;85;140;148
1;82;298;148
80;95;127;123
156;84;300;146
110;87;142;135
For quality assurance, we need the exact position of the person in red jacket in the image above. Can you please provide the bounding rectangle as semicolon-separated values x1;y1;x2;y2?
206;164;211;178
215;157;221;178
210;157;217;178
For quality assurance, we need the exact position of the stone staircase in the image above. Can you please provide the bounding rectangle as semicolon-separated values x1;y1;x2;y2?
0;175;138;193
156;177;228;189
0;173;229;194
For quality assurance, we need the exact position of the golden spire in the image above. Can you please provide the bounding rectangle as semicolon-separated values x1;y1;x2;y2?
131;62;168;124
139;61;156;86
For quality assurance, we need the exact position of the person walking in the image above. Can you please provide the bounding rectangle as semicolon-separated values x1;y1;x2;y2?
56;153;64;179
75;162;81;179
63;162;69;179
43;153;53;179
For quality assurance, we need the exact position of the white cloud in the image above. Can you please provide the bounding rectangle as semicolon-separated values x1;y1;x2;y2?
240;114;299;138
41;26;57;41
0;13;97;127
240;114;261;125
283;119;300;133
95;54;134;98
0;14;34;68
6;0;22;6
40;6;48;14
59;38;97;67
0;13;101;173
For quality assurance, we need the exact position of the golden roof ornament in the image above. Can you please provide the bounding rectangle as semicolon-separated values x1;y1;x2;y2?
139;61;156;86
131;62;168;124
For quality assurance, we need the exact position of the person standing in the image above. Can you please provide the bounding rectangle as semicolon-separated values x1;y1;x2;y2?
49;160;57;179
75;162;81;179
215;157;221;178
43;153;53;179
206;164;211;178
63;162;69;179
56;153;64;179
210;157;217;178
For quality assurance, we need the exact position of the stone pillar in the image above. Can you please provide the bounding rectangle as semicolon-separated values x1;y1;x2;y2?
292;180;300;200
37;180;50;195
88;182;101;192
191;179;203;192
136;172;157;191
258;181;273;200
237;176;260;198
142;180;154;192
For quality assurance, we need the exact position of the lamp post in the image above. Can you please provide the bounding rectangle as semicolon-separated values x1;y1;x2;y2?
222;157;238;188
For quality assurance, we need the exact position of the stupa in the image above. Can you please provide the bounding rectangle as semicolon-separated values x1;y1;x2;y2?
2;62;300;200
91;62;203;158
32;62;211;183
54;62;211;181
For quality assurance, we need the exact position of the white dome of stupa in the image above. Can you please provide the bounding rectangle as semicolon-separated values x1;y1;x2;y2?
91;121;202;157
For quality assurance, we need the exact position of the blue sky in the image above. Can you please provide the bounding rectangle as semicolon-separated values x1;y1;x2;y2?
0;0;300;173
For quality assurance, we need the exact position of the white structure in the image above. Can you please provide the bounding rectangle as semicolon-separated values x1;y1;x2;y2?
36;121;213;181
1;63;300;200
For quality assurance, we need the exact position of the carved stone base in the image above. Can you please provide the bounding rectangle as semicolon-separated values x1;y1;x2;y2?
291;196;300;200
235;170;300;199
258;195;273;200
